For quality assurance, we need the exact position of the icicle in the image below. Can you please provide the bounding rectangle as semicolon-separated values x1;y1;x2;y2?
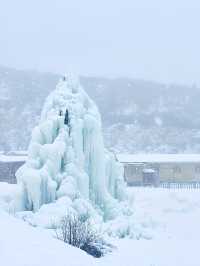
16;74;130;223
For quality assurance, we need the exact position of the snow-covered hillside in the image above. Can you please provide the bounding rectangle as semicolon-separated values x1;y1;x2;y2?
1;66;200;153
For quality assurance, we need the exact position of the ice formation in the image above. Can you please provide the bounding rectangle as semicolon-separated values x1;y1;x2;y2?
16;75;132;228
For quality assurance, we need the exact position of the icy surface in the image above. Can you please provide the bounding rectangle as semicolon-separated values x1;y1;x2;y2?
16;75;131;232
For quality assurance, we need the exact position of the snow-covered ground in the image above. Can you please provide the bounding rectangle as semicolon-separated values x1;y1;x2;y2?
0;183;22;212
98;238;200;266
0;210;95;266
129;187;200;240
99;187;200;266
1;186;200;266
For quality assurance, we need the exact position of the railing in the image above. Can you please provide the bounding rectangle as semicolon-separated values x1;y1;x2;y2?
128;181;200;190
160;182;200;189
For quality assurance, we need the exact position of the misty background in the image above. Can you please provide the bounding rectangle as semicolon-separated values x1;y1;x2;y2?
1;1;200;153
1;66;200;154
1;0;200;85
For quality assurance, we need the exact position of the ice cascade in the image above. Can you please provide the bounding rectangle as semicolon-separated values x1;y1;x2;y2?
16;75;131;224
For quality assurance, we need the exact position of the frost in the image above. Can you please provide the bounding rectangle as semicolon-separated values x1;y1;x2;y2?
16;74;132;235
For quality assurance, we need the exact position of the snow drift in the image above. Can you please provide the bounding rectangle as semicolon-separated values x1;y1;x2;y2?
0;210;95;266
16;75;132;230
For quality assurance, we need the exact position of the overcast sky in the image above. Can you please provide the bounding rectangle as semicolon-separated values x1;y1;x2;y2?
0;0;200;85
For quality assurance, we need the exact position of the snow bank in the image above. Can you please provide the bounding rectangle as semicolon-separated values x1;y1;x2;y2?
0;210;95;266
0;182;24;212
2;188;200;266
16;74;132;236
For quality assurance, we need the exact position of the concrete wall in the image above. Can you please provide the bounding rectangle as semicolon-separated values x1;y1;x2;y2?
0;161;25;183
123;162;200;185
124;163;143;185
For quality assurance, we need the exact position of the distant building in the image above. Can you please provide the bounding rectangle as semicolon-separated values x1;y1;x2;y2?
142;168;159;187
0;154;27;184
117;154;200;186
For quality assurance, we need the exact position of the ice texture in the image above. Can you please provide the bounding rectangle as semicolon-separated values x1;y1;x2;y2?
16;74;131;228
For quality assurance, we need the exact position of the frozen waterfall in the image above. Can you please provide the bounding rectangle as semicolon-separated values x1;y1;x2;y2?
16;75;130;223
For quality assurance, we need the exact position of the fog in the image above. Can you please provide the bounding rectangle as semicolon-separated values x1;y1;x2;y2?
0;0;200;85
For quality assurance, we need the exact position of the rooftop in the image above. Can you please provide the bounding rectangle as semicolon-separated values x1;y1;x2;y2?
0;155;27;163
117;154;200;163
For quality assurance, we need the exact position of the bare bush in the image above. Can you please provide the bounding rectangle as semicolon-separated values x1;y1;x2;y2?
55;213;106;257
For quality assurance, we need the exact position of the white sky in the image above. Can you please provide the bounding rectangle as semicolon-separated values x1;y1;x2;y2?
0;0;200;85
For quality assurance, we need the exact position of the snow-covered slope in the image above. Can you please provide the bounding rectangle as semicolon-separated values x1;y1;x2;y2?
1;187;200;266
0;210;95;266
1;66;200;153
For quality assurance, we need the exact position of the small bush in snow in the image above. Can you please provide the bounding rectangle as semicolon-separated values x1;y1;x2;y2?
55;214;109;257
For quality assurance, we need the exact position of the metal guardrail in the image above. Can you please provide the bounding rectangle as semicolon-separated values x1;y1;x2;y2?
160;182;200;189
128;181;200;190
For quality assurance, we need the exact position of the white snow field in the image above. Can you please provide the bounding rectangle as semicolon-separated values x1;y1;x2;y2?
0;210;95;266
129;187;200;240
1;187;200;266
98;187;200;266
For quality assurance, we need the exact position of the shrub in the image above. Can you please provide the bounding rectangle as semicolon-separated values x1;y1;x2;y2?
55;213;108;258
